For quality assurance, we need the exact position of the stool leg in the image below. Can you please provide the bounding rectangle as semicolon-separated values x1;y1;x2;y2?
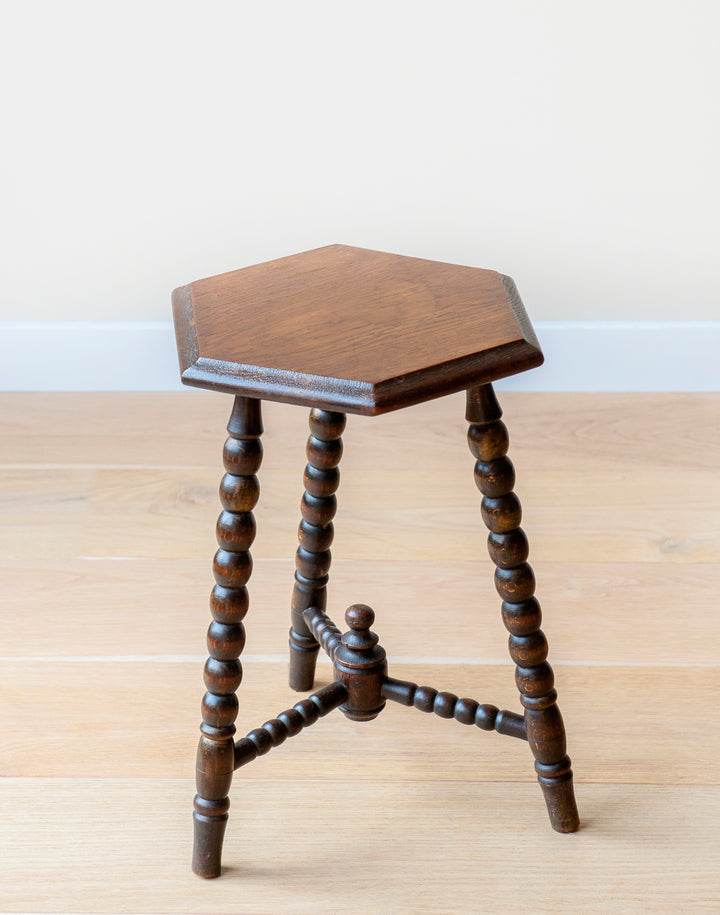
193;396;263;877
467;384;579;833
289;409;346;691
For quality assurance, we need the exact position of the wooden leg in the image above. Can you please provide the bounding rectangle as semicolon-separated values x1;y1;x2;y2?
467;384;579;833
288;409;346;691
193;396;263;877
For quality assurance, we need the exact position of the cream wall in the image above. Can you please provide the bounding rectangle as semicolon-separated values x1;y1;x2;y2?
1;0;718;324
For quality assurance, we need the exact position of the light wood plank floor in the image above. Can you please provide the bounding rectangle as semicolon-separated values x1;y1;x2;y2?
1;392;718;914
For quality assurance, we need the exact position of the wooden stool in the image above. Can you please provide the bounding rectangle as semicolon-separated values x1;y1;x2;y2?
172;244;580;879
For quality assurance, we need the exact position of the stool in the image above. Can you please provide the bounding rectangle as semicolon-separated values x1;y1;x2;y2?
172;244;580;879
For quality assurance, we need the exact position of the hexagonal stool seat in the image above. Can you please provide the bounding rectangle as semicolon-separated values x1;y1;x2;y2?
172;244;579;878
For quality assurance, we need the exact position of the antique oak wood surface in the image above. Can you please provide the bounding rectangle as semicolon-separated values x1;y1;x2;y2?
1;392;719;911
173;245;543;414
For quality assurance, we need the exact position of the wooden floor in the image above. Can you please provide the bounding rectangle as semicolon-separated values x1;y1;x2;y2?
1;391;718;913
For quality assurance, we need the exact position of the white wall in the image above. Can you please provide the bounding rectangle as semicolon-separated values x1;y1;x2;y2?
1;2;718;390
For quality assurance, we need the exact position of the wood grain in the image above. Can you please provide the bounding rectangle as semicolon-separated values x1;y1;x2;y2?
2;392;718;472
2;463;715;562
2;661;717;785
1;390;719;909
3;389;716;563
73;465;720;562
1;559;718;664
1;779;718;913
173;245;543;413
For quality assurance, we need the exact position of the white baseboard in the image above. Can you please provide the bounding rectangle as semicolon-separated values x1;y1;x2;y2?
0;322;184;392
1;321;718;392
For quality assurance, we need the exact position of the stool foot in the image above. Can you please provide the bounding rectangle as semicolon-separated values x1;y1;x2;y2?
538;768;580;833
288;637;320;692
192;796;229;878
289;408;346;691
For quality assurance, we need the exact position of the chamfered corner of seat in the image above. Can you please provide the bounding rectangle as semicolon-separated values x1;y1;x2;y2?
171;282;200;375
498;272;544;367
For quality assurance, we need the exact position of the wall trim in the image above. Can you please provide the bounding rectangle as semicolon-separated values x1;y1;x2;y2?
1;320;718;392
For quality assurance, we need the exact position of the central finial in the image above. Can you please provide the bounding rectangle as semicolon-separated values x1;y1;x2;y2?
342;604;379;651
345;604;374;630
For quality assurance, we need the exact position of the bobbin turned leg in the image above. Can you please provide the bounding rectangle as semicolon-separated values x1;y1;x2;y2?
467;384;579;833
193;396;263;878
289;409;346;691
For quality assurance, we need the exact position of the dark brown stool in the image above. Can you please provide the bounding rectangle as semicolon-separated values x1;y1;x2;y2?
172;244;579;878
